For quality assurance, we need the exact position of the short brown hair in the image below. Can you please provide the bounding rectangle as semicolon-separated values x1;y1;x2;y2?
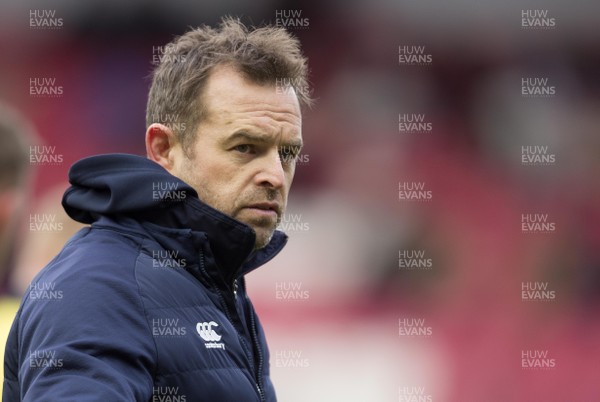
146;17;312;153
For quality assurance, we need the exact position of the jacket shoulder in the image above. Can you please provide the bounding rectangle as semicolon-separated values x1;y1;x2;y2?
9;225;157;400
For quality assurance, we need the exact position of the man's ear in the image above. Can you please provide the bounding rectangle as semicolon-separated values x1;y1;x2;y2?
145;123;179;171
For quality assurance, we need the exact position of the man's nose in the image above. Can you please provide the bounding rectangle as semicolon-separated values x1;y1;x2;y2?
254;149;285;189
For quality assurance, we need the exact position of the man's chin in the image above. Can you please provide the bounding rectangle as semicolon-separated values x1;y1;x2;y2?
232;212;279;249
252;227;276;250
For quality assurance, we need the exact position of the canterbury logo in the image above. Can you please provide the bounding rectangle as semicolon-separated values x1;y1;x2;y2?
196;321;222;342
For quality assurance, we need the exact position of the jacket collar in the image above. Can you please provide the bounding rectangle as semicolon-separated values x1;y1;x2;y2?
63;153;288;281
141;191;288;280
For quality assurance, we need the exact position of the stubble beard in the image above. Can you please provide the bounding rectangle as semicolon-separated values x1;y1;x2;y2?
192;182;281;250
177;157;282;250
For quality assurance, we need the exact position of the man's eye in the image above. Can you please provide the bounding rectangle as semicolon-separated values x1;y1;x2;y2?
278;146;301;164
233;144;253;154
278;151;297;163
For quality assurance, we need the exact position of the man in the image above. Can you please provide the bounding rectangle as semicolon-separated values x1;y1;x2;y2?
4;17;311;401
0;102;36;397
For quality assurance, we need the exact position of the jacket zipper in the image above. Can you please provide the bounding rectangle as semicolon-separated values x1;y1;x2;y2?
247;291;265;402
198;253;264;401
238;278;266;402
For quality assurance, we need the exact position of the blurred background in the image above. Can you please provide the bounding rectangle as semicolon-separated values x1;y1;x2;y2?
1;0;600;400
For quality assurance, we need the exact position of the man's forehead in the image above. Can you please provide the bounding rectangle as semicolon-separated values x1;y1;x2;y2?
203;66;302;122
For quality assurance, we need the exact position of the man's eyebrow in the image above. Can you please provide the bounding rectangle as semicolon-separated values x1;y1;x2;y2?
224;131;271;145
224;131;303;148
279;139;304;149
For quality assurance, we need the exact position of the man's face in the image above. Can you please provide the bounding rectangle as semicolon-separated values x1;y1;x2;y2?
171;66;303;249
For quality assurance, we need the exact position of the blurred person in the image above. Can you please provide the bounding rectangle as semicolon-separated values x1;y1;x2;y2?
0;102;37;397
11;184;85;295
3;17;311;402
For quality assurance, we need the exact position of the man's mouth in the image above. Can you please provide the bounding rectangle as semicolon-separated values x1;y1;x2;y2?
244;202;281;219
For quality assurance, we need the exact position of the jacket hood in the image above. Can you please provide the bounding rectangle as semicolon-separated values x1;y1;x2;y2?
62;153;287;279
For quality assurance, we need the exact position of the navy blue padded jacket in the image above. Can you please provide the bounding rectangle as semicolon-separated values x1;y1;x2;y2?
3;154;286;401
